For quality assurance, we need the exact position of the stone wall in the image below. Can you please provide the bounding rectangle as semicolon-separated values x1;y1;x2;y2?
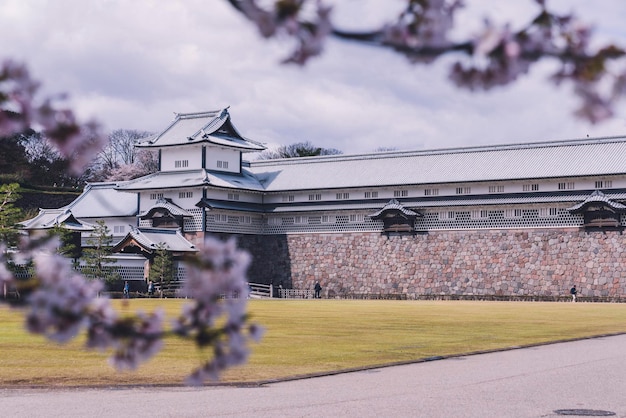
240;229;626;299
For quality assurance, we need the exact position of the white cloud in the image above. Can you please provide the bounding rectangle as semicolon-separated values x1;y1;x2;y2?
2;0;625;155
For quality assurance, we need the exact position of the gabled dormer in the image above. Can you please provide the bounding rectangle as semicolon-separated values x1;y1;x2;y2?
567;190;626;230
369;199;422;235
136;107;265;175
140;198;193;231
111;227;197;258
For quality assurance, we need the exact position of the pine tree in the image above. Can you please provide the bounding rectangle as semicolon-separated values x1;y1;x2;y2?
149;243;173;296
0;183;23;247
81;220;120;283
50;225;82;268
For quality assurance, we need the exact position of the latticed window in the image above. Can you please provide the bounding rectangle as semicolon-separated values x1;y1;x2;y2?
150;193;163;200
595;180;612;188
349;214;363;223
308;193;321;201
424;188;439;196
489;186;504;193
393;190;408;197
336;193;349;200
471;210;488;219
505;209;523;218
439;211;455;220
523;184;539;191
174;160;189;168
540;207;559;217
228;193;240;201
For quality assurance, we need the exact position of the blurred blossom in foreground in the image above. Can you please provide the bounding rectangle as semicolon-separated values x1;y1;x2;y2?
228;0;626;124
175;238;264;385
0;60;105;173
5;234;260;384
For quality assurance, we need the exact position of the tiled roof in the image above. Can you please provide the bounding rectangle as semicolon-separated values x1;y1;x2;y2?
66;182;138;218
116;169;265;191
567;190;626;213
369;199;419;218
113;227;197;253
248;136;626;191
19;208;95;231
135;108;265;151
140;198;192;219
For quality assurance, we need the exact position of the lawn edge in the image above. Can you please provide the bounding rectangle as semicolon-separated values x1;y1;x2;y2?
2;331;624;390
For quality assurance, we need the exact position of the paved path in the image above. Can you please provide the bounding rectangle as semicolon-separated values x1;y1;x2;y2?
3;335;626;417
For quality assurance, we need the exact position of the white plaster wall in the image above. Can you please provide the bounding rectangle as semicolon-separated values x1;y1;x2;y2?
205;147;240;173
139;191;175;212
205;188;262;203
161;146;202;171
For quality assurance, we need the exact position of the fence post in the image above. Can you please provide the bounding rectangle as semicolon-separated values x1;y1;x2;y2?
270;284;273;298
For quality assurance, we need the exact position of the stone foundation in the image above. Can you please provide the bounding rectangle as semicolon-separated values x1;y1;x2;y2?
238;229;626;299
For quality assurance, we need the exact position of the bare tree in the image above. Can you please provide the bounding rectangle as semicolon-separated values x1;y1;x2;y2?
92;129;155;180
257;141;342;159
97;129;152;169
21;132;61;163
14;132;88;187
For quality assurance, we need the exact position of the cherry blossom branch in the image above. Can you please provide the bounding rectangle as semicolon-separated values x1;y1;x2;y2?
3;235;261;384
1;59;262;385
0;60;106;173
226;0;626;123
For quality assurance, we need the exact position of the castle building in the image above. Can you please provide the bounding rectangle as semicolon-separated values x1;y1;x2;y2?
22;108;626;298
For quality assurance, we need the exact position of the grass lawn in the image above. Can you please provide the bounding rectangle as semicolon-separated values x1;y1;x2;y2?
1;299;626;387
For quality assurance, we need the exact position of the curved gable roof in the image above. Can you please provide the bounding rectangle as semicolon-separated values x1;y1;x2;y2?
567;190;626;213
112;227;197;254
136;108;265;151
369;199;420;218
140;198;192;219
20;208;95;231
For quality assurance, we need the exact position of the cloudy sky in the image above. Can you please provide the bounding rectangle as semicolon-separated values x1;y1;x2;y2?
2;0;626;155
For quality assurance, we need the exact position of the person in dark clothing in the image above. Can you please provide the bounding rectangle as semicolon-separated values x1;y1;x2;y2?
314;282;322;299
570;285;577;302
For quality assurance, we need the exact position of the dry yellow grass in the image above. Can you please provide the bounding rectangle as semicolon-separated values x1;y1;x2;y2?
1;299;625;387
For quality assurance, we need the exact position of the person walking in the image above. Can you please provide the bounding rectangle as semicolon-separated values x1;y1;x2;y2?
314;282;322;299
123;281;130;299
570;285;577;302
